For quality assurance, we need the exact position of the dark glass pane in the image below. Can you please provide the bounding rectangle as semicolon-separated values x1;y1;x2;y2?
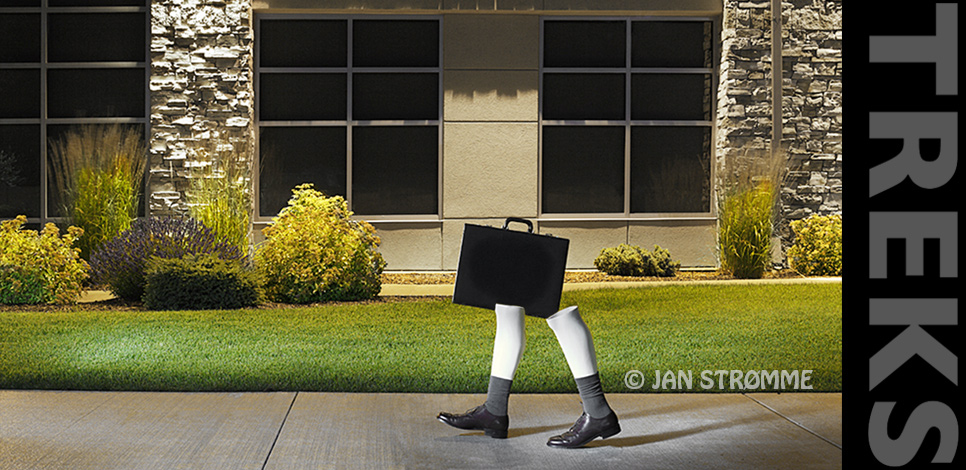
353;73;438;121
259;73;346;121
45;123;146;148
259;20;347;68
352;126;437;215
631;126;710;213
0;14;40;63
46;124;146;217
544;21;625;68
632;21;711;68
543;73;624;121
353;20;438;68
631;74;711;121
0;125;41;218
49;1;146;6
0;69;40;118
48;13;145;63
0;1;41;6
259;126;346;217
48;68;145;118
542;126;624;214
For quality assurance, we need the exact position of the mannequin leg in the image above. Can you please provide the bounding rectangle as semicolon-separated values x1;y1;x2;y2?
545;306;597;379
546;306;620;447
486;304;526;416
437;304;525;438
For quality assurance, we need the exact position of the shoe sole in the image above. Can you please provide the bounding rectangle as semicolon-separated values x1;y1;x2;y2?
437;416;508;439
547;424;621;448
600;424;621;440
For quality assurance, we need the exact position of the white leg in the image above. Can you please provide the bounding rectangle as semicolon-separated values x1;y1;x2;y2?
491;304;526;380
546;306;598;379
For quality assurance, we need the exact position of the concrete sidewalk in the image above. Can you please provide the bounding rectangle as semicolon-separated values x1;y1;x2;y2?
0;391;841;470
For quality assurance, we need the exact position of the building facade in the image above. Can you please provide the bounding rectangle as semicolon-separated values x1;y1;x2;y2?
0;0;842;271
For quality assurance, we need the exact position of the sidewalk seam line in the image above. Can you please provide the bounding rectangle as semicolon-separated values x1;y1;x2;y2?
743;394;842;450
261;391;298;470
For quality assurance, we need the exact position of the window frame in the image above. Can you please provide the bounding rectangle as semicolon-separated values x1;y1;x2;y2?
538;16;719;222
0;0;150;224
254;14;443;222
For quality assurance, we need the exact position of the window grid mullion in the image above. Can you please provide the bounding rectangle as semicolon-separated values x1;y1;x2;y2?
254;15;442;219
624;19;631;217
1;1;148;223
40;4;48;221
540;16;715;217
346;18;353;212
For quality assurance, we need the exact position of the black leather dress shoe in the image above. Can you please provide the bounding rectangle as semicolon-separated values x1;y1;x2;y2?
547;411;621;448
437;404;509;439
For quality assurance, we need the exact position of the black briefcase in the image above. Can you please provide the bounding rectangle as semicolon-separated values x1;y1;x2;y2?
453;218;569;318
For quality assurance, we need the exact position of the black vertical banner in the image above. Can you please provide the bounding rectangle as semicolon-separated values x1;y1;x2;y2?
844;1;963;467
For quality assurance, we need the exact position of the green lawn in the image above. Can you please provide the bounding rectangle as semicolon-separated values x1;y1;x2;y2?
0;283;841;393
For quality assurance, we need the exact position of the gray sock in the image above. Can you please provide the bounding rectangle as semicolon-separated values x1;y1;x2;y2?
484;375;513;417
575;372;612;419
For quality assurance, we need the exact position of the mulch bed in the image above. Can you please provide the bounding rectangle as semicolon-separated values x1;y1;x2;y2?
381;269;804;285
2;269;804;313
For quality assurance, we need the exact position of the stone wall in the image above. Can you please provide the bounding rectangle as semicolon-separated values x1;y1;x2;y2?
716;0;842;265
149;0;255;216
779;0;842;220
715;0;775;187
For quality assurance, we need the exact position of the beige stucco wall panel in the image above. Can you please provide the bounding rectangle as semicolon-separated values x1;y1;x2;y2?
444;71;538;122
442;218;511;270
253;0;443;9
254;0;721;13
443;0;542;11
371;222;443;271
443;14;538;70
541;0;721;14
443;123;538;219
628;220;718;268
537;221;628;269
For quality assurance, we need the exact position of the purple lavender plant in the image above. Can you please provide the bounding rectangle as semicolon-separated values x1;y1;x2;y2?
89;217;246;302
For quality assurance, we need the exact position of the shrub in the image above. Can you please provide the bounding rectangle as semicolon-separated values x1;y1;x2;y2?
90;217;245;302
718;180;774;279
143;254;262;310
594;243;680;277
256;184;386;303
787;214;842;276
47;124;147;260
186;136;253;256
1;215;89;305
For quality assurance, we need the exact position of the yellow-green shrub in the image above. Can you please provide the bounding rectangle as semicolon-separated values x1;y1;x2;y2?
788;214;842;276
0;215;89;305
255;184;386;303
594;244;680;277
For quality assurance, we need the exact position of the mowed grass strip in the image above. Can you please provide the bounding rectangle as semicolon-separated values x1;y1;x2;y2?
0;283;841;393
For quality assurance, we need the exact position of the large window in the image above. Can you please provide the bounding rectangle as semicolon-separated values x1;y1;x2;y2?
540;19;715;216
256;16;441;218
0;0;148;221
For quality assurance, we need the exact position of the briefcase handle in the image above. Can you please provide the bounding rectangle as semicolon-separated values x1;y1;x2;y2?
502;217;534;233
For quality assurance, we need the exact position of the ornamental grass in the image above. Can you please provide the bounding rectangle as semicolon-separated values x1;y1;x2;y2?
47;124;146;260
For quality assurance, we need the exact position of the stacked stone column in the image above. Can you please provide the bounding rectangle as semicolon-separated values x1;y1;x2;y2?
716;0;842;264
780;0;842;221
148;0;254;216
